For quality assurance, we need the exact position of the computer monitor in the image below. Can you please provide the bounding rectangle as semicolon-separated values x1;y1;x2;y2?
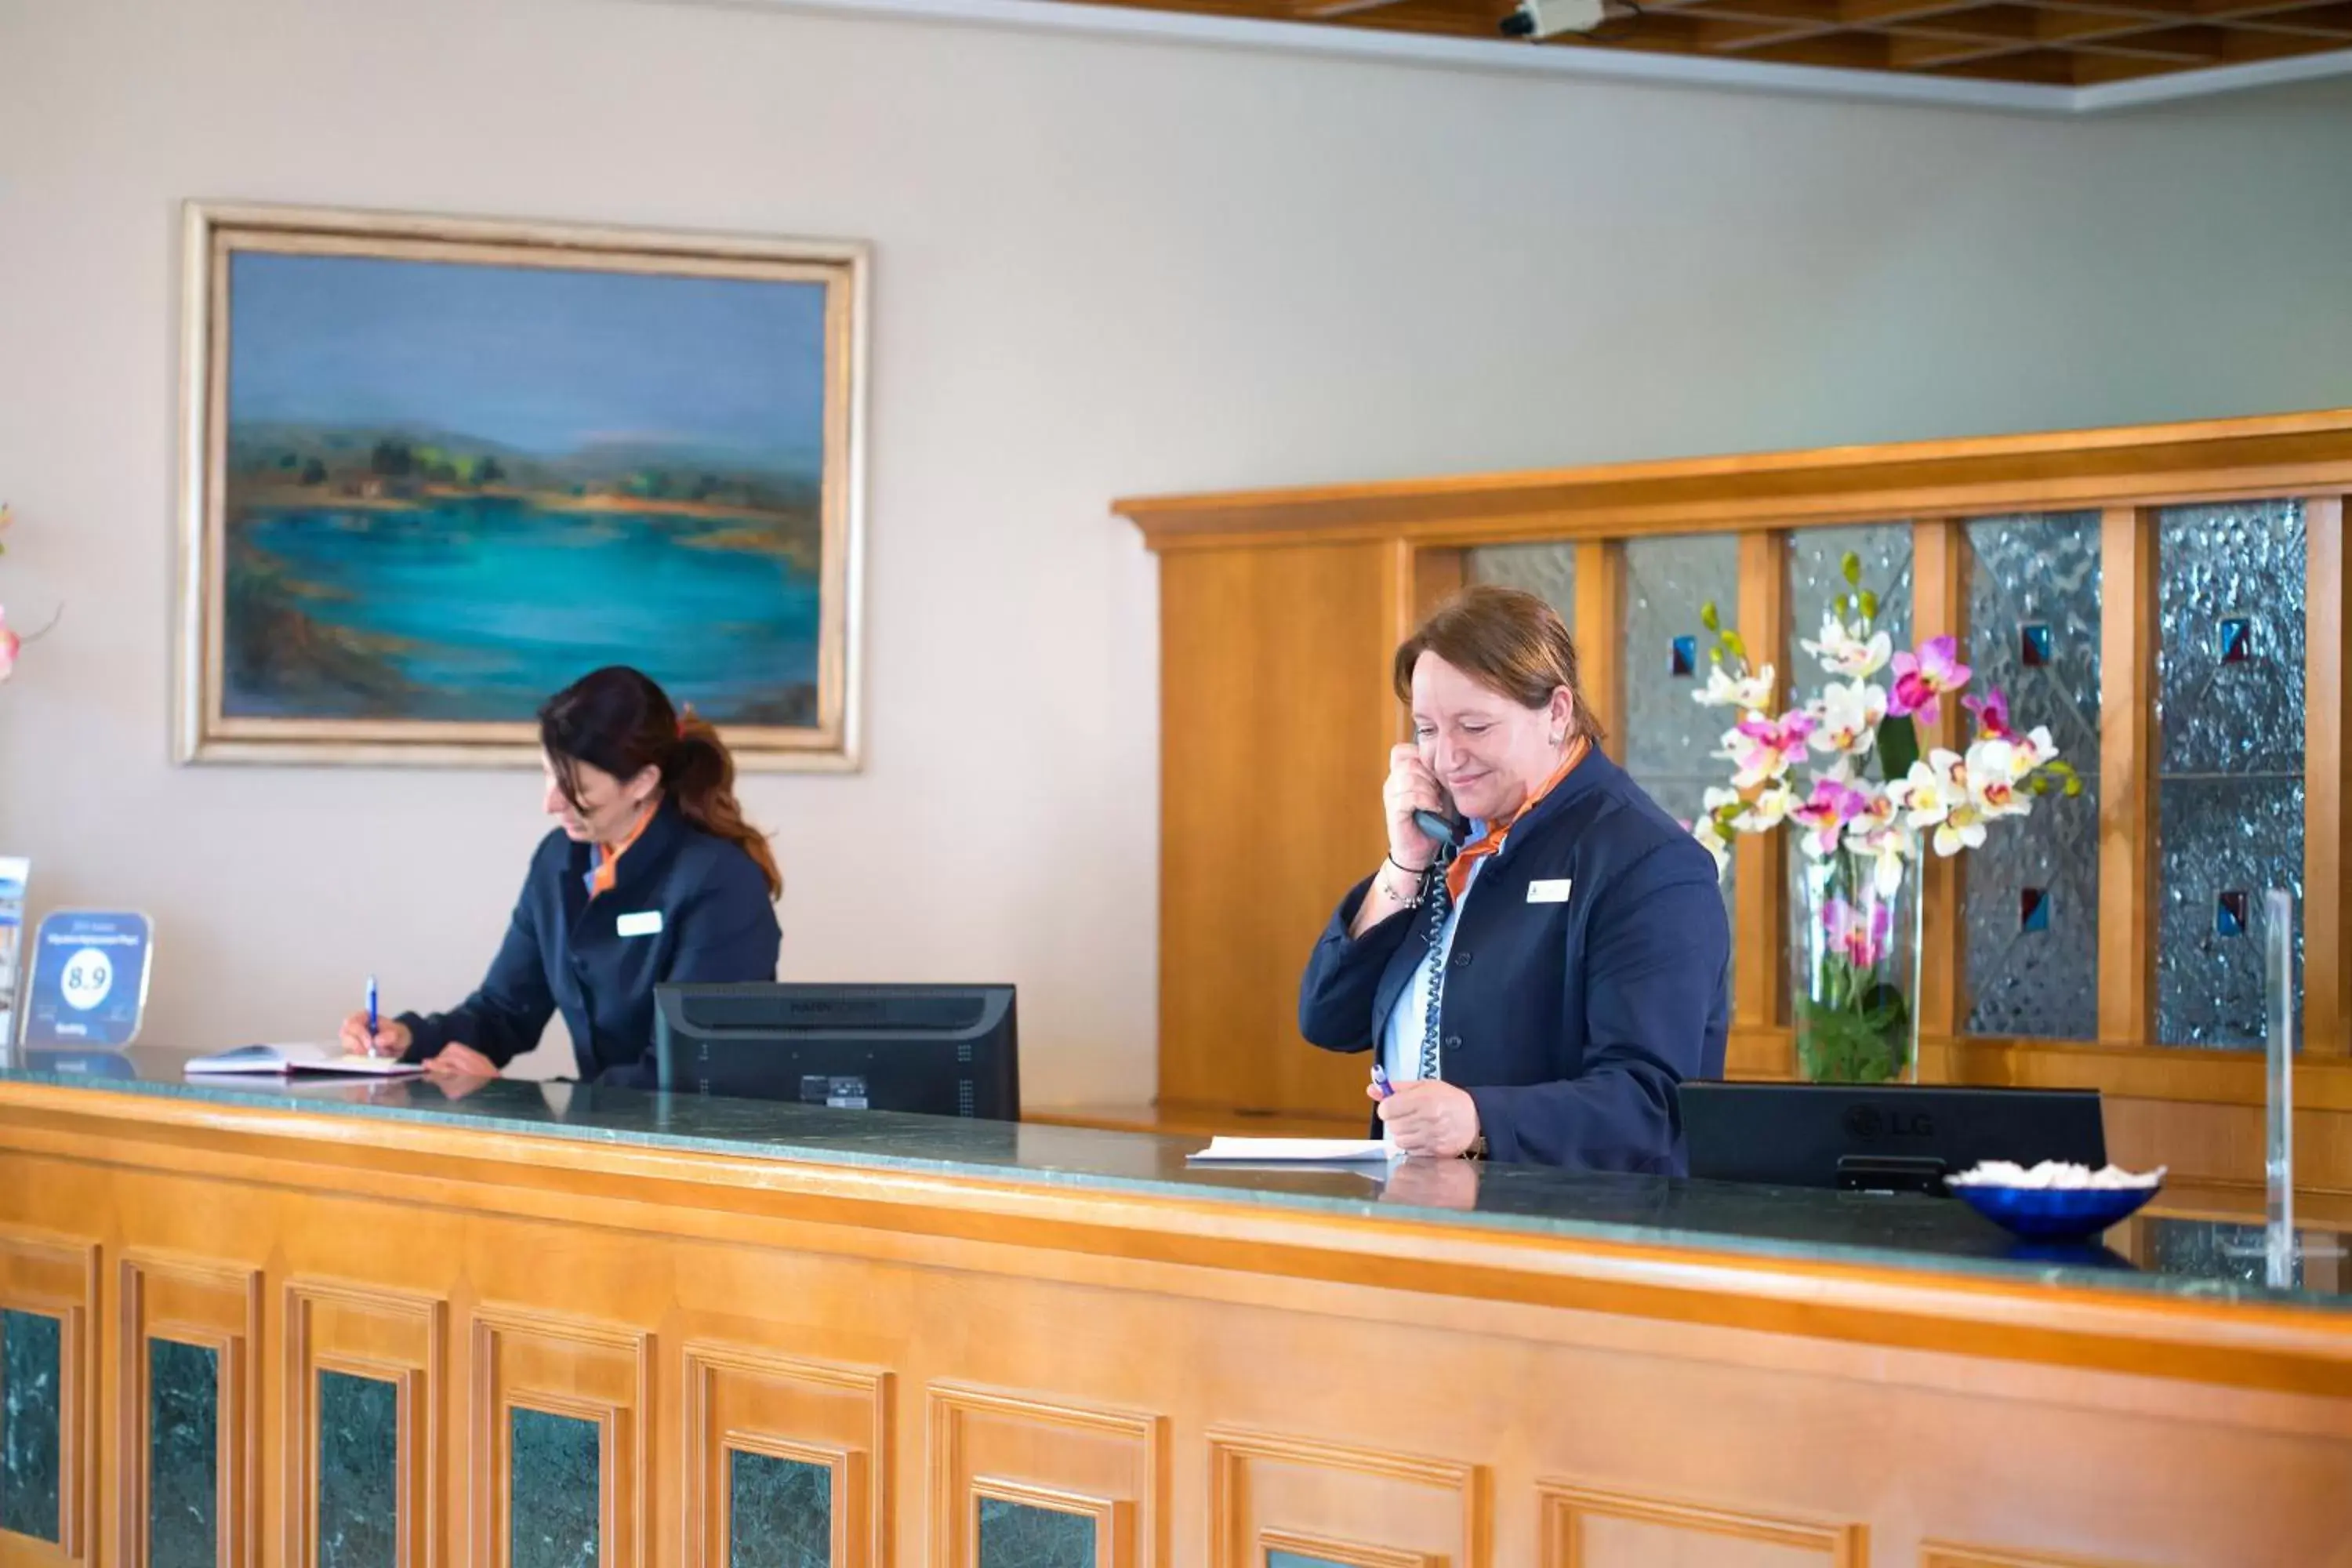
1681;1082;2105;1193
652;982;1019;1121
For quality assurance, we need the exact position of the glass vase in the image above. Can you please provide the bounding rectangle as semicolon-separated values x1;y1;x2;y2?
1789;848;1923;1083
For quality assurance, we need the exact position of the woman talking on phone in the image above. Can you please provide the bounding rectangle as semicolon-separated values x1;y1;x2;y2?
339;666;782;1087
1298;586;1729;1171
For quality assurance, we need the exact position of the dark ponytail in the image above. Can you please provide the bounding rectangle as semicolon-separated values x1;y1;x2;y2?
539;667;783;900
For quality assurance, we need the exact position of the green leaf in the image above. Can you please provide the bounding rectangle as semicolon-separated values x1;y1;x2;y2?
1877;714;1921;782
1700;601;1720;632
1859;590;1879;621
1842;551;1863;586
1722;630;1748;660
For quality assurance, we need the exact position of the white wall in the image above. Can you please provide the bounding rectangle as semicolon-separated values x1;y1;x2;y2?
2;0;2349;1099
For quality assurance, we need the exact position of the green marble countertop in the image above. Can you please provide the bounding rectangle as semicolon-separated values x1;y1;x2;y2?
3;1046;2344;1316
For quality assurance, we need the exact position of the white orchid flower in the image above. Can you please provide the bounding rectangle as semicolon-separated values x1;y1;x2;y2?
1694;660;1776;713
1799;612;1893;679
1807;679;1887;755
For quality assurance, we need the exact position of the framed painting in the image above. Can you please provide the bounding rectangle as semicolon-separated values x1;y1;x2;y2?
174;202;867;768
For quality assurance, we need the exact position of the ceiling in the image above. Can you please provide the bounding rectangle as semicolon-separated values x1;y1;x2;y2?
1053;0;2352;87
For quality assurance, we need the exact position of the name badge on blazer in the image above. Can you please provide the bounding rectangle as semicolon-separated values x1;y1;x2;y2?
615;910;664;938
1526;879;1574;905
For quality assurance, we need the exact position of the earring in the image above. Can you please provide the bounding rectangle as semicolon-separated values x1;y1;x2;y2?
1549;731;1564;747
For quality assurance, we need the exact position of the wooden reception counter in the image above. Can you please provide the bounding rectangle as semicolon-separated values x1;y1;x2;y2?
0;1053;2347;1568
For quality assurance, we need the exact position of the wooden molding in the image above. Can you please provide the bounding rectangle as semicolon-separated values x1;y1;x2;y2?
2097;506;2160;1045
1117;408;2352;553
283;1279;445;1568
118;1253;262;1568
0;1229;100;1563
1573;540;1628;763
1539;1481;1867;1566
1207;1428;1483;1568
2306;494;2350;1054
1258;1526;1440;1568
1733;529;1791;1041
1920;1544;2148;1567
929;1383;1165;1568
681;1344;889;1568
470;1306;652;1568
1912;518;1969;1046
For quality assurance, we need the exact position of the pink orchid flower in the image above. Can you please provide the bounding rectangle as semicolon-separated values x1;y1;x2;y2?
1823;895;1894;971
1962;687;2014;741
1888;636;1971;723
1788;778;1869;858
0;606;17;684
1722;711;1817;789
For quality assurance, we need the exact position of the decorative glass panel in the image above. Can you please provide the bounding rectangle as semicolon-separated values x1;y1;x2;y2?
2158;779;2304;1047
1962;512;2101;1040
318;1370;398;1568
1;1310;61;1543
2155;499;2306;1047
1464;543;1574;626
1782;524;1913;1025
730;1450;830;1568
510;1407;600;1568
1267;1553;1353;1568
977;1496;1096;1568
149;1338;220;1568
1784;523;1914;674
1623;533;1743;974
2142;1218;2304;1288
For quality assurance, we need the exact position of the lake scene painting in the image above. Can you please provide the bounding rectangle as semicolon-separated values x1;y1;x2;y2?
184;209;866;767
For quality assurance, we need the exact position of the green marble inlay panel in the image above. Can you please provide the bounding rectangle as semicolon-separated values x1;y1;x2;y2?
978;1495;1096;1568
318;1370;399;1568
730;1449;831;1567
1267;1552;1355;1568
510;1406;600;1568
149;1338;220;1568
1;1309;61;1542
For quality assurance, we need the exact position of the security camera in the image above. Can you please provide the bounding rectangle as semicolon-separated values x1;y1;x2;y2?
1499;0;1608;35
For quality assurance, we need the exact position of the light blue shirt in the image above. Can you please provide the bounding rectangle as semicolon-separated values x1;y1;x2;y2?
1380;854;1484;1091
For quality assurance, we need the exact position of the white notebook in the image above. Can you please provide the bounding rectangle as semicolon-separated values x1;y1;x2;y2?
1187;1137;1402;1163
184;1043;424;1077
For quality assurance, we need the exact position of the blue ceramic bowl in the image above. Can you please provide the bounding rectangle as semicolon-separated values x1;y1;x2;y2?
1951;1181;2159;1241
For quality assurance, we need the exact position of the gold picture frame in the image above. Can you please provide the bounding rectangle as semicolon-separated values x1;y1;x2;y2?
174;201;868;769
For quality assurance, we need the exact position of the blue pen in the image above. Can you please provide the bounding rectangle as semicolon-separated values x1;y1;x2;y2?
366;975;379;1047
1371;1062;1395;1099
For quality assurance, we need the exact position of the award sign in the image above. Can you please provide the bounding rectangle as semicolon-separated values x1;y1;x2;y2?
0;858;25;1047
20;910;154;1049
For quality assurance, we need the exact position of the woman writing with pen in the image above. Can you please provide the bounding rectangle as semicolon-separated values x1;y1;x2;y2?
1297;586;1730;1171
339;666;782;1087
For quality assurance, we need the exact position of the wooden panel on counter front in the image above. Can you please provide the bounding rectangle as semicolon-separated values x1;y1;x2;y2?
0;1085;2349;1564
0;1231;99;1566
1159;542;1402;1118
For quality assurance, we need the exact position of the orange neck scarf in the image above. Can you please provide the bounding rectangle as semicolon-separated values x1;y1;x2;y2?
1446;737;1590;902
587;804;655;900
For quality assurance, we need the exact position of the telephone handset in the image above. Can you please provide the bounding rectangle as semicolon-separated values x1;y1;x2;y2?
1412;808;1469;855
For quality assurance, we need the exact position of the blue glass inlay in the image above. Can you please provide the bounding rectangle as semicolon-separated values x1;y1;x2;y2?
1;1310;62;1542
510;1407;599;1568
2216;890;2250;938
1267;1553;1354;1568
149;1338;220;1568
2020;887;2049;934
2020;622;2053;666
2218;615;2253;663
729;1450;830;1568
978;1496;1095;1567
318;1370;398;1568
1667;634;1697;677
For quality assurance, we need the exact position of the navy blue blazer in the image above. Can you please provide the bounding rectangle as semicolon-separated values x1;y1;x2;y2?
399;800;781;1087
1298;751;1730;1171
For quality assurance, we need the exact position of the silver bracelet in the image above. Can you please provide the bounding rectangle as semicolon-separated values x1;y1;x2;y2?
1377;869;1424;908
